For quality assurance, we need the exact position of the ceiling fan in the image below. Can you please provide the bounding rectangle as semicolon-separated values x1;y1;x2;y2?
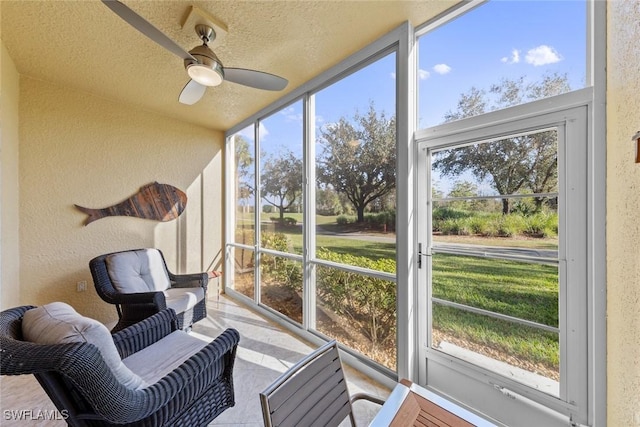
101;0;288;105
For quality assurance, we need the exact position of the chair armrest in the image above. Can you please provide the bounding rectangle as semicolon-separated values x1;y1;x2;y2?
351;392;385;406
169;271;209;289
112;309;178;358
156;327;240;386
110;291;167;310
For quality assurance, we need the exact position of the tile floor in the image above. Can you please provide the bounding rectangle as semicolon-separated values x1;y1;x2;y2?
0;295;390;426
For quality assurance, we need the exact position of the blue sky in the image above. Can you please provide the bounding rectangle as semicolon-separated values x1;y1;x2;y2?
418;0;586;128
240;0;586;195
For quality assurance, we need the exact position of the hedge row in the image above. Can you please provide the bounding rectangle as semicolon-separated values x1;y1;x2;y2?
260;232;396;349
433;208;558;238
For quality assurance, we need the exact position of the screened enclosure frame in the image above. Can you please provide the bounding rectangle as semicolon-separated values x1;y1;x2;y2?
224;21;416;387
223;0;606;425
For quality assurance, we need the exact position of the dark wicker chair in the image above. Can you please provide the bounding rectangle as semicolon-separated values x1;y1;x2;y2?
90;248;208;332
0;305;239;427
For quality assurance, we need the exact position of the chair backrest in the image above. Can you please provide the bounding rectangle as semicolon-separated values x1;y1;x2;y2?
260;340;355;427
105;248;171;293
0;305;127;425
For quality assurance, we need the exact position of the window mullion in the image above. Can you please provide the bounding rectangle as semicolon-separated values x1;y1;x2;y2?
254;120;262;305
304;93;317;331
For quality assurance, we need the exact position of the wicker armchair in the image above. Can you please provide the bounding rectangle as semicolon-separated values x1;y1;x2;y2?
90;248;208;332
0;305;239;427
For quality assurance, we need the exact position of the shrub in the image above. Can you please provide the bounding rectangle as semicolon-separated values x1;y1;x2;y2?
432;207;472;221
467;215;492;235
260;232;302;292
261;231;290;252
433;208;472;234
336;215;354;225
363;210;396;230
316;249;396;348
440;218;472;235
499;214;527;237
268;216;298;226
525;212;558;237
511;199;536;216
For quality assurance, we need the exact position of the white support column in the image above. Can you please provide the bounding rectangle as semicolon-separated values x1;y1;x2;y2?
304;93;317;330
395;21;417;382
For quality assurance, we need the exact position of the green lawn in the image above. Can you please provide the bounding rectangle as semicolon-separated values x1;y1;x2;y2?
432;253;559;372
234;212;312;226
286;233;396;262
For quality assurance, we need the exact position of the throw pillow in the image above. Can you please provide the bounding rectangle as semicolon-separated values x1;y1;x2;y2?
22;302;147;390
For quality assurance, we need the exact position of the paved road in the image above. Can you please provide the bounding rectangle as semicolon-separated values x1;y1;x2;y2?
432;242;558;260
316;226;557;260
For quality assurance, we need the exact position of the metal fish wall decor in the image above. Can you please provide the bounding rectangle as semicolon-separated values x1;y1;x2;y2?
75;182;187;225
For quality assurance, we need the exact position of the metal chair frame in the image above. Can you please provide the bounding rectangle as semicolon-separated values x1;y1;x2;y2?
260;340;384;427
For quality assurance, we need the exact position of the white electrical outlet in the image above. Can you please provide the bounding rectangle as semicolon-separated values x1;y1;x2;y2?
77;280;87;292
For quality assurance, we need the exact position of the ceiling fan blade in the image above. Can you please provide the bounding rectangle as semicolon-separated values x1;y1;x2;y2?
224;68;288;91
101;0;194;61
179;80;207;105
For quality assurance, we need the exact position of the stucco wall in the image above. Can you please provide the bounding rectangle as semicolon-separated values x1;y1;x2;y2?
1;42;21;310
18;76;224;323
607;1;640;425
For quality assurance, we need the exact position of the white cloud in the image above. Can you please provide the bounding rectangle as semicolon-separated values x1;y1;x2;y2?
239;122;269;141
418;69;431;80
257;122;269;140
525;45;562;66
501;49;520;64
433;63;452;75
238;126;253;140
279;106;302;123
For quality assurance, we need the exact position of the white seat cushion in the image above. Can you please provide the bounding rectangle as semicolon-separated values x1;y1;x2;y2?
163;287;205;314
106;249;171;293
122;330;209;384
22;302;147;390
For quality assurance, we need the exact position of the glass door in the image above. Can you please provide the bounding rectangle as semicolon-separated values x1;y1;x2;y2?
416;103;588;426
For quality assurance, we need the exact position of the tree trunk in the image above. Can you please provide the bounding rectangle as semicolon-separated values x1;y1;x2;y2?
533;197;545;212
356;206;365;223
501;198;510;215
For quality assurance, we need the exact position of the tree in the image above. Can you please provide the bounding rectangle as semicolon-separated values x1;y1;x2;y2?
447;180;487;211
434;73;568;214
524;130;558;211
234;135;255;268
260;151;303;220
234;135;254;212
317;103;396;222
316;187;344;216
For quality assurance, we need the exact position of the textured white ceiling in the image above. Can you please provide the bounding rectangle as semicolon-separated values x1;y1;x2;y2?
1;0;458;131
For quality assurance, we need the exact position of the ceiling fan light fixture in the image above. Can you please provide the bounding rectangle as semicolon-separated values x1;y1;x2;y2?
187;63;223;86
186;43;224;87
